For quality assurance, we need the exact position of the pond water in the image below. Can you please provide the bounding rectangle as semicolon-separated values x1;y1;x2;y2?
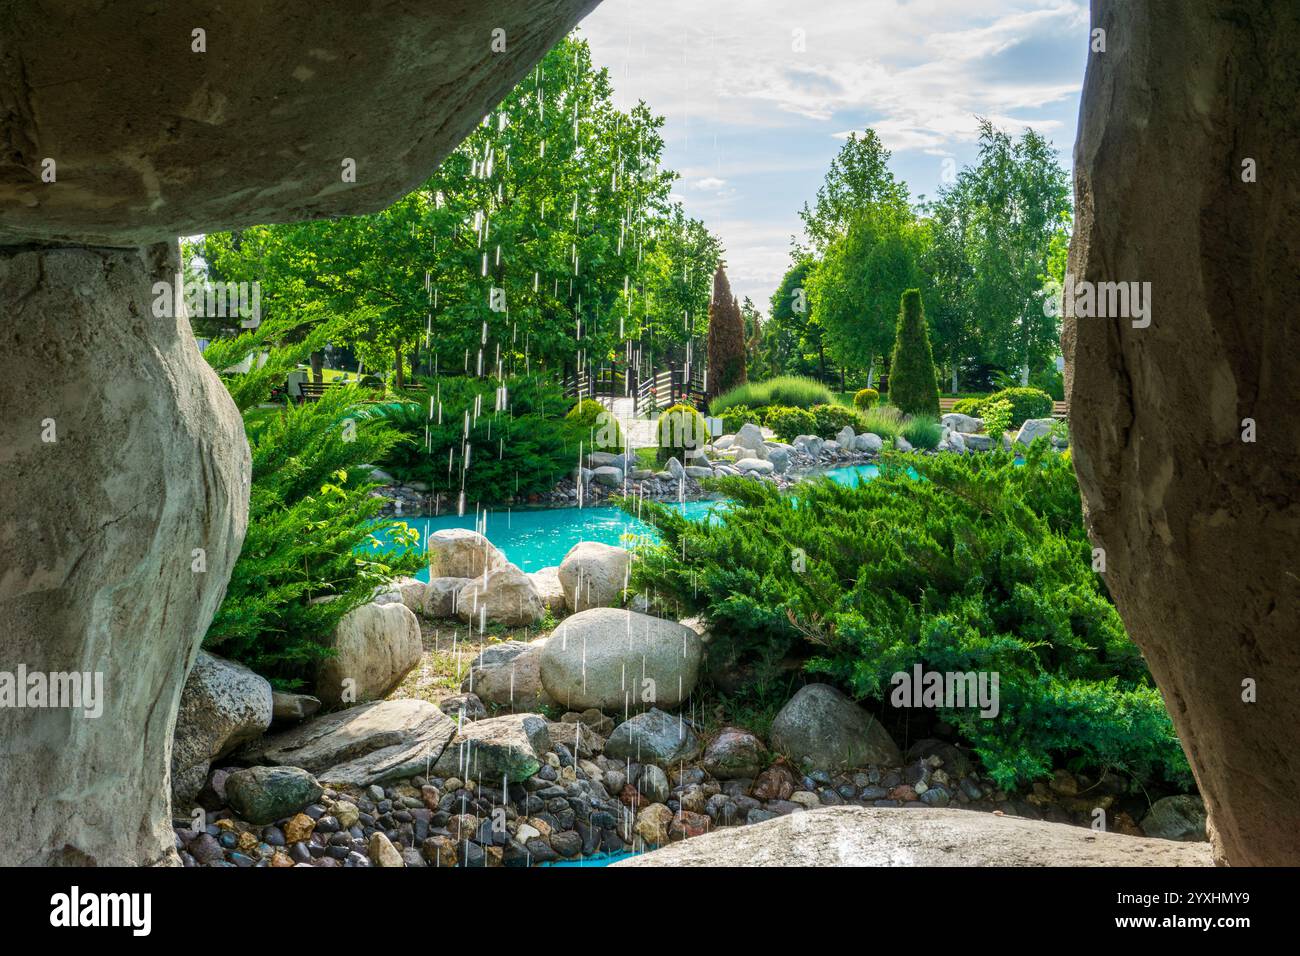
540;848;642;867
380;499;725;576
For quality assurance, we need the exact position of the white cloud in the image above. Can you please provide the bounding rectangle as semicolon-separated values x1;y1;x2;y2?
694;176;728;191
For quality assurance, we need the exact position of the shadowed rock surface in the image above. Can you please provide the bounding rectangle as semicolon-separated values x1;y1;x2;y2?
1065;0;1300;866
614;806;1214;867
0;0;600;244
0;243;249;865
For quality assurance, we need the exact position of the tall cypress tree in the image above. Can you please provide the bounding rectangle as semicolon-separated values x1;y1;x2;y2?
888;288;940;417
706;263;747;401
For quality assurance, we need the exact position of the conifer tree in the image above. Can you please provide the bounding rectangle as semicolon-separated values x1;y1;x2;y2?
706;263;747;401
888;288;940;417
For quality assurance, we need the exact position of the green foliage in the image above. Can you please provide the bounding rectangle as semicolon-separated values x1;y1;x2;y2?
367;375;584;503
620;445;1190;789
764;407;818;442
719;404;758;435
656;403;709;464
193;36;722;383
809;404;862;439
707;265;748;399
565;398;624;453
900;417;944;450
710;375;834;414
202;330;422;687
859;404;907;441
888;289;941;417
981;398;1014;439
853;388;880;410
955;387;1053;429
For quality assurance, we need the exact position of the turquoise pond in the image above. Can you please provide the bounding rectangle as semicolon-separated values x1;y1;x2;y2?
376;499;725;576
373;461;913;575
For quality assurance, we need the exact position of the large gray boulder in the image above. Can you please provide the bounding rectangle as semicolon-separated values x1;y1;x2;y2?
940;413;983;434
539;608;703;712
615;807;1214;867
1064;0;1300;865
240;699;457;787
604;708;700;767
1013;418;1056;446
432;713;551;783
1141;795;1208;842
456;564;544;627
171;651;274;810
770;684;901;772
0;0;600;246
461;639;554;712
0;243;249;866
371;576;427;614
427;528;507;579
558;541;631;612
529;566;566;613
315;601;422;706
422;576;471;619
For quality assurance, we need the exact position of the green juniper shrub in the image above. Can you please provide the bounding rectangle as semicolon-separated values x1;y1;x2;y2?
565;397;625;453
764;406;818;442
887;289;941;418
709;375;833;414
201;320;423;689
810;403;862;439
900;416;944;449
619;443;1191;790
853;388;880;410
369;375;584;503
655;403;710;464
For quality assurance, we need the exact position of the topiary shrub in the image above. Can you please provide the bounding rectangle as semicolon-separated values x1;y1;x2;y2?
656;403;710;464
887;289;941;418
986;386;1053;426
621;445;1192;791
810;403;862;438
566;398;624;453
853;388;880;410
764;406;818;442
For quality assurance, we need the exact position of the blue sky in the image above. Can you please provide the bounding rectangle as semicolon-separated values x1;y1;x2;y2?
578;0;1090;314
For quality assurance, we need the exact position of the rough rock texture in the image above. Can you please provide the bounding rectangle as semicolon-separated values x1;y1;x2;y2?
529;566;567;613
769;684;901;772
428;528;506;579
315;601;422;706
456;563;545;626
171;651;274;810
615;807;1214;867
604;707;700;767
0;243;249;866
422;576;471;618
1064;0;1300;866
432;713;551;783
702;727;768;780
270;691;320;725
461;639;554;711
224;766;322;825
240;699;457;787
1141;794;1209;843
0;0;600;245
539;608;703;712
558;541;631;612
